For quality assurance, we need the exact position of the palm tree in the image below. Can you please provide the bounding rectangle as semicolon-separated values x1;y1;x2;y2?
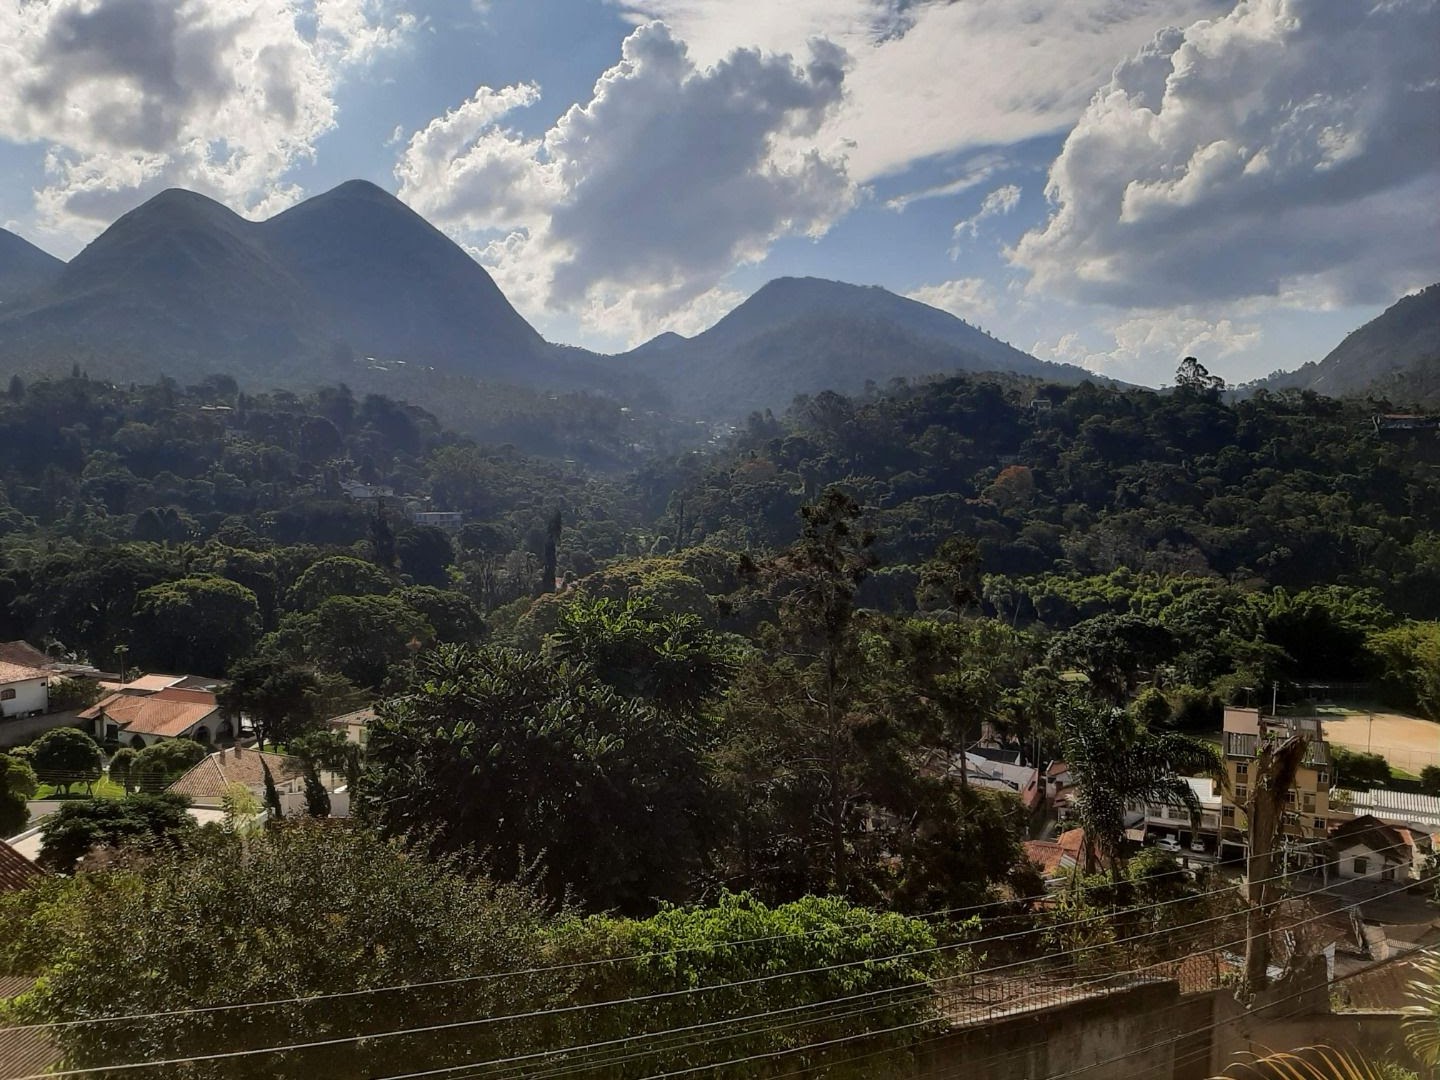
1405;950;1440;1070
1058;694;1222;875
1242;733;1309;993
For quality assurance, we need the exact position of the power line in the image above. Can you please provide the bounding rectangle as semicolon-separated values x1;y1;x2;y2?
0;830;1340;1038
358;868;1433;1080
3;840;1420;1080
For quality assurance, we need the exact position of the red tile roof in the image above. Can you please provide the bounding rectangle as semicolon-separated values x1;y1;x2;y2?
0;976;59;1077
0;661;48;687
81;691;220;738
0;840;44;893
0;641;53;669
168;747;305;801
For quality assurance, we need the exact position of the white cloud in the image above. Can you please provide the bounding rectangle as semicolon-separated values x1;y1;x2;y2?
1013;0;1440;310
313;0;417;64
907;278;998;321
0;0;412;240
1033;311;1262;383
951;183;1021;250
884;151;1013;212
618;0;1227;181
396;21;853;341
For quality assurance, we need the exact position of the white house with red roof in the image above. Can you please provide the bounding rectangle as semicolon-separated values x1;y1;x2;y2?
0;661;49;719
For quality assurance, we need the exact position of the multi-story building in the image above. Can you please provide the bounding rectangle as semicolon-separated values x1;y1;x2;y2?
1219;707;1332;863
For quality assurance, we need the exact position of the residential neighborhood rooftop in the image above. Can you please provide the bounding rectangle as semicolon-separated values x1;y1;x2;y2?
81;689;220;738
0;661;49;686
0;641;54;670
0;839;44;892
168;746;306;802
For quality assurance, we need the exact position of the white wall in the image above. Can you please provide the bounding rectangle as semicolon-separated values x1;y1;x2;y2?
0;677;48;718
1334;843;1409;882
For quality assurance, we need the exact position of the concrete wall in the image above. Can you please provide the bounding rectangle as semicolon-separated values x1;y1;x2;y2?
918;981;1184;1080
1209;999;1417;1075
0;677;48;718
0;711;83;749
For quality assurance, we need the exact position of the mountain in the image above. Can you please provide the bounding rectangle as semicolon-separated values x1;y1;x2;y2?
1265;284;1440;399
615;277;1101;418
0;227;63;306
0;182;598;392
258;180;545;380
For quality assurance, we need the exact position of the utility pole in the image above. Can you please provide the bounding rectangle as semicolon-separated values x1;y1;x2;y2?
115;643;129;685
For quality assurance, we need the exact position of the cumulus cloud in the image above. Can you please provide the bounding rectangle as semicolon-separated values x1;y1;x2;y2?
618;0;1226;181
396;21;853;339
907;277;998;320
1013;0;1440;310
0;0;411;239
1033;311;1262;383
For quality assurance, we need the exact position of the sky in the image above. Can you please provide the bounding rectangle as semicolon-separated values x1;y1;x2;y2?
0;0;1436;387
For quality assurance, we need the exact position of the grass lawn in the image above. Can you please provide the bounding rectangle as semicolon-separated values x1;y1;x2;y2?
34;775;127;800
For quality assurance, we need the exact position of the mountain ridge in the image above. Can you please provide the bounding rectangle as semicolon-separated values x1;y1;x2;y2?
617;275;1101;418
0;182;1100;423
1263;283;1440;399
0;226;65;306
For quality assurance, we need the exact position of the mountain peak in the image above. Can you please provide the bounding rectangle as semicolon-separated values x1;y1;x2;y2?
0;227;64;304
316;178;400;204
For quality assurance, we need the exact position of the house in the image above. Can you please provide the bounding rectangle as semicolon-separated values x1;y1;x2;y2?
81;687;229;748
1219;707;1332;860
168;746;351;818
1046;761;1078;820
327;706;375;747
0;641;54;670
1132;776;1223;853
1327;814;1430;883
960;752;1043;811
1334;787;1440;834
409;510;463;533
0;839;43;892
1023;828;1097;878
0;661;49;719
168;746;306;807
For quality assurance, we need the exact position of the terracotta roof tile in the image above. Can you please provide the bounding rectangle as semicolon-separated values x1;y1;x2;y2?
167;747;306;801
0;661;48;686
0;840;44;893
0;976;59;1077
0;642;53;670
83;693;220;738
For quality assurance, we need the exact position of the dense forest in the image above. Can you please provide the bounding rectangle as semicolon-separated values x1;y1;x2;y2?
3;362;1439;1076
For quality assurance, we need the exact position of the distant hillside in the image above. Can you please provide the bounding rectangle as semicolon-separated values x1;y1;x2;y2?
1266;283;1440;399
616;277;1102;418
0;227;63;306
0;182;617;396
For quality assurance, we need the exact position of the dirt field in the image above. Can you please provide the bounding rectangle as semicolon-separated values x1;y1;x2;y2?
1320;710;1440;774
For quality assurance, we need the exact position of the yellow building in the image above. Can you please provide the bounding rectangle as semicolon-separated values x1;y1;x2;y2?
1219;707;1332;861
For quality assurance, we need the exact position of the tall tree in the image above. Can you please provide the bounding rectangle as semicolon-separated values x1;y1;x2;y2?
219;658;323;750
363;644;715;912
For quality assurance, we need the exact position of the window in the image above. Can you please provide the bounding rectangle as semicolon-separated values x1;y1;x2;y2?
1235;763;1248;777
1303;793;1315;813
0;689;13;701
1353;857;1368;876
1313;818;1326;831
1317;770;1329;785
1286;789;1297;804
1222;806;1235;820
1236;785;1248;801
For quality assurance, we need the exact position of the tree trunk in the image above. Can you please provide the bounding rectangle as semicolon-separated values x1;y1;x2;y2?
1243;736;1307;994
826;644;847;895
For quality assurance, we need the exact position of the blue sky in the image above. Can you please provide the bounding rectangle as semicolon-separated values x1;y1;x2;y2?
0;0;1435;386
